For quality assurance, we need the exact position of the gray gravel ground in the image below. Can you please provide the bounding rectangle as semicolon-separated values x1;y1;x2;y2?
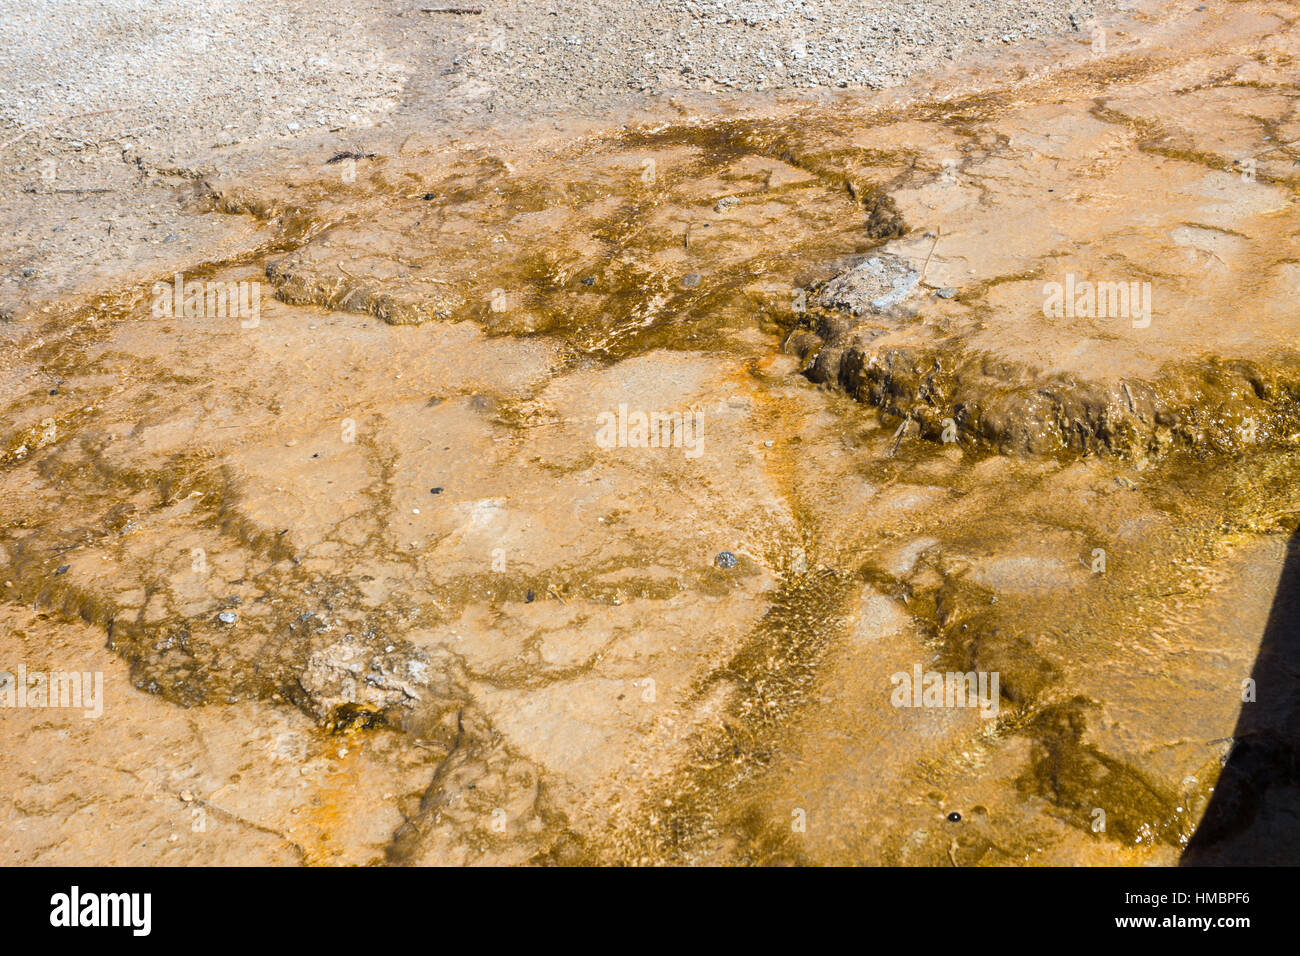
0;0;1117;312
1;0;1113;151
0;0;406;145
461;0;1108;103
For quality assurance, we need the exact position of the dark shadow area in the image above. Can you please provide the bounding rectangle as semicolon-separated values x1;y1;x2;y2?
1183;527;1300;865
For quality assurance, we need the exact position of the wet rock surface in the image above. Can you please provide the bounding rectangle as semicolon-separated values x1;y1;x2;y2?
787;50;1300;456
2;0;1299;866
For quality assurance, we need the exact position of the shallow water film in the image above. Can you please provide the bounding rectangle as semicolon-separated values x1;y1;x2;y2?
2;0;1299;872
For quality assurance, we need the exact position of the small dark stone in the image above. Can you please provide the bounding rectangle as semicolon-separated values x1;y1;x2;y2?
55;565;70;575
327;150;375;164
525;589;536;603
581;276;595;286
312;453;320;458
422;192;436;201
715;551;738;569
22;268;36;278
430;487;443;494
49;389;58;395
947;811;962;823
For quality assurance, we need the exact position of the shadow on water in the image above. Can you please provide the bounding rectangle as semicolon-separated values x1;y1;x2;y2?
1183;527;1300;865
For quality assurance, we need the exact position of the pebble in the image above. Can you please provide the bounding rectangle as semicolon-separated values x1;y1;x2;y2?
715;551;738;568
218;611;238;624
681;273;702;289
